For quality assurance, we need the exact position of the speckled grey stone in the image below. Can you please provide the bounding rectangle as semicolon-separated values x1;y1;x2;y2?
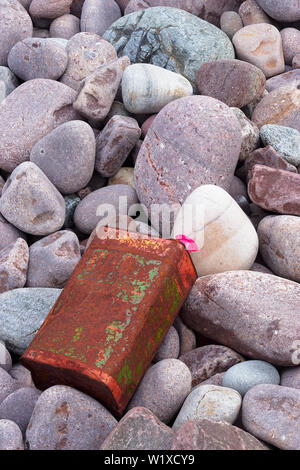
260;124;300;167
173;385;242;431
0;288;61;355
0;0;33;66
0;342;12;373
27;230;81;288
81;0;121;37
30;121;96;194
0;387;41;433
26;385;117;450
281;367;300;390
0;420;24;450
103;7;235;89
154;326;180;362
0;162;66;236
222;360;280;397
258;215;300;283
0;368;19;403
128;359;192;424
173;317;196;356
0;66;19;103
74;184;139;234
101;407;174;450
8;38;68;81
242;384;300;450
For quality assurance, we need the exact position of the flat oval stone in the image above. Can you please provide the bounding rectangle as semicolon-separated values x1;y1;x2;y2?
26;385;117;450
260;124;300;167
95;116;141;178
171;418;269;450
248;165;300;216
0;162;66;236
81;0;121;37
232;24;285;78
27;231;81;288
173;385;242;430
172;185;258;277
60;32;117;90
74;184;139;234
0;66;19;103
222;360;280;397
8;38;68;81
281;28;300;65
252;85;300;131
0;420;24;450
0;79;79;172
0;387;41;433
181;271;300;366
242;384;300;450
196;60;266;108
0;0;33;66
179;345;244;387
30;121;96;194
0;342;12;372
128;359;192;424
101;407;174;450
256;0;300;22
103;7;235;89
134;96;242;230
281;367;300;390
0;238;29;294
266;69;300;92
29;0;72;19
122;64;193;114
258;215;300;283
49;14;80;40
154;326;180;362
0;288;61;355
220;11;243;39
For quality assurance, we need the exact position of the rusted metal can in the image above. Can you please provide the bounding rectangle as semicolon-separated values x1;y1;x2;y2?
21;228;197;416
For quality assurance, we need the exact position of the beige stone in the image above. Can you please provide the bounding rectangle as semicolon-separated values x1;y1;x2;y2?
233;24;285;78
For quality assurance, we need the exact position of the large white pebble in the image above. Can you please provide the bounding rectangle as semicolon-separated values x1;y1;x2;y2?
122;64;193;114
172;185;258;277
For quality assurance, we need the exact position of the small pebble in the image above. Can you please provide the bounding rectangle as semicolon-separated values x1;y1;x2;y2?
220;11;243;39
154;326;180;362
173;385;242;430
0;342;12;373
0;238;29;293
0;420;24;450
0;387;41;433
222;360;280;396
49;14;80;39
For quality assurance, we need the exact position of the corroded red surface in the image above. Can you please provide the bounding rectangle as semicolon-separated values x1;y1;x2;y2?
21;228;196;416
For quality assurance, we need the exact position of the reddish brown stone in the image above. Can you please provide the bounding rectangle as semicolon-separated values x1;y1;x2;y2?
134;96;242;229
196;59;266;108
0;238;29;293
124;0;149;15
141;114;157;138
245;145;297;180
248;164;300;215
179;345;243;387
171;418;269;450
239;0;271;25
